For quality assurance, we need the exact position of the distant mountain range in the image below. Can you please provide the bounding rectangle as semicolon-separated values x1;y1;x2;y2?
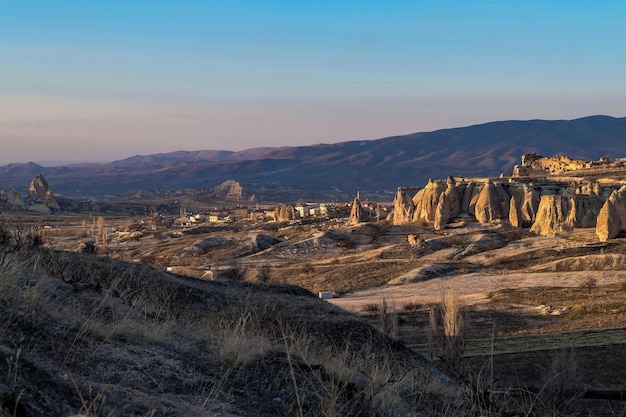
2;115;626;201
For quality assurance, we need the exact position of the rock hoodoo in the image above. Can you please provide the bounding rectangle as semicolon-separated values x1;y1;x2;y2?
596;186;626;241
349;197;368;225
27;174;59;211
474;181;508;224
392;187;419;225
273;204;297;222
530;195;574;237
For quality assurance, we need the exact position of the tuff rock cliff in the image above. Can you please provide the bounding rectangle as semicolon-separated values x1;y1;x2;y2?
596;186;626;241
390;152;620;239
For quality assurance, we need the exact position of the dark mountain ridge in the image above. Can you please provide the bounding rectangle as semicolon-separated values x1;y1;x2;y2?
2;115;625;200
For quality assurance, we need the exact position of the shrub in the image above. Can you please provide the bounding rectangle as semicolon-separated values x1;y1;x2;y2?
221;262;247;281
579;276;598;294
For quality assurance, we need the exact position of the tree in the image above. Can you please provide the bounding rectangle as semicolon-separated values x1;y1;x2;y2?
257;264;272;283
97;216;106;244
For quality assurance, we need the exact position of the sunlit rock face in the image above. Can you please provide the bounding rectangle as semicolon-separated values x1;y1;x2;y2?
597;186;626;242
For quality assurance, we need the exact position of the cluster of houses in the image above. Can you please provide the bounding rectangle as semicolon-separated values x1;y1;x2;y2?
123;200;388;232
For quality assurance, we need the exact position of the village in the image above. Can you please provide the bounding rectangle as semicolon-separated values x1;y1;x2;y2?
124;198;391;231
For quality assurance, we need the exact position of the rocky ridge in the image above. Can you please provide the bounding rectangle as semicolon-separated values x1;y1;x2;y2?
390;153;626;241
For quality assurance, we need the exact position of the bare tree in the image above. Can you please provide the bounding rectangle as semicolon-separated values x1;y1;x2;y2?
257;264;272;283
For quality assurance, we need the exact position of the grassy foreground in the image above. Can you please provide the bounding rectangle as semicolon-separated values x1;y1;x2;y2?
0;242;462;416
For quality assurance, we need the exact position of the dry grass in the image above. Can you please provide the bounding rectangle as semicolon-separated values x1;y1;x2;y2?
0;245;466;416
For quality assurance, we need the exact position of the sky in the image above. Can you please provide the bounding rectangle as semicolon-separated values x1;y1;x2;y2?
1;1;625;165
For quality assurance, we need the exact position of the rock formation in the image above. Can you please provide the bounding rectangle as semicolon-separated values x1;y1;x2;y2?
474;181;508;224
509;184;540;227
461;182;481;216
7;190;25;210
211;180;247;200
414;178;446;222
530;195;574;237
433;176;462;231
509;195;521;228
391;187;419;225
273;204;297;222
349;197;368;225
517;153;590;175
28;174;52;201
569;195;603;228
596;186;626;241
27;174;59;211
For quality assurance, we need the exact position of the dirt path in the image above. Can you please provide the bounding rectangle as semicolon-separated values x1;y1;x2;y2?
329;270;626;312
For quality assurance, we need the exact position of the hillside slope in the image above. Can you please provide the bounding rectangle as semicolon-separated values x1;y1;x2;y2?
1;115;625;198
0;245;456;416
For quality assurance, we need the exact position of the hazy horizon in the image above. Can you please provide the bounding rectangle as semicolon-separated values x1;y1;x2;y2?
2;1;625;165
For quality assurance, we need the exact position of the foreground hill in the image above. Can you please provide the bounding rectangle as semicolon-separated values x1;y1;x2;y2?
1;115;625;199
0;243;460;416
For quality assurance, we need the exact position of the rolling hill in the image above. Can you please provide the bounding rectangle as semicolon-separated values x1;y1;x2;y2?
1;115;625;200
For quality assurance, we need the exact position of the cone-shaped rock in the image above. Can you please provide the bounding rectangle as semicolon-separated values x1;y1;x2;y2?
349;197;368;225
416;178;446;222
596;186;626;241
392;187;418;225
434;176;462;230
475;181;507;224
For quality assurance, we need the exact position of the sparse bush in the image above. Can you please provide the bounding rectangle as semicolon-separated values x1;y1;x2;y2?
221;262;247;281
579;275;598;294
402;301;422;313
362;303;380;314
300;263;314;274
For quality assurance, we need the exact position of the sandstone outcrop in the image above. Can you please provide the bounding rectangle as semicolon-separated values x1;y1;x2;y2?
509;184;540;227
389;152;625;236
461;182;481;216
433;177;462;231
596;186;626;241
509;195;521;228
211;179;247;200
414;178;446;222
474;181;508;224
530;195;574;237
349;197;368;225
28;174;52;201
391;187;419;225
273;204;297;222
27;174;59;211
569;195;603;228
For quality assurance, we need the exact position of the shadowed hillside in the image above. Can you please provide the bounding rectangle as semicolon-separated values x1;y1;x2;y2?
1;116;625;199
0;243;458;416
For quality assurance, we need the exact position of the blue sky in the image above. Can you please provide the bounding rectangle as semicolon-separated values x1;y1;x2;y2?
1;1;625;164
